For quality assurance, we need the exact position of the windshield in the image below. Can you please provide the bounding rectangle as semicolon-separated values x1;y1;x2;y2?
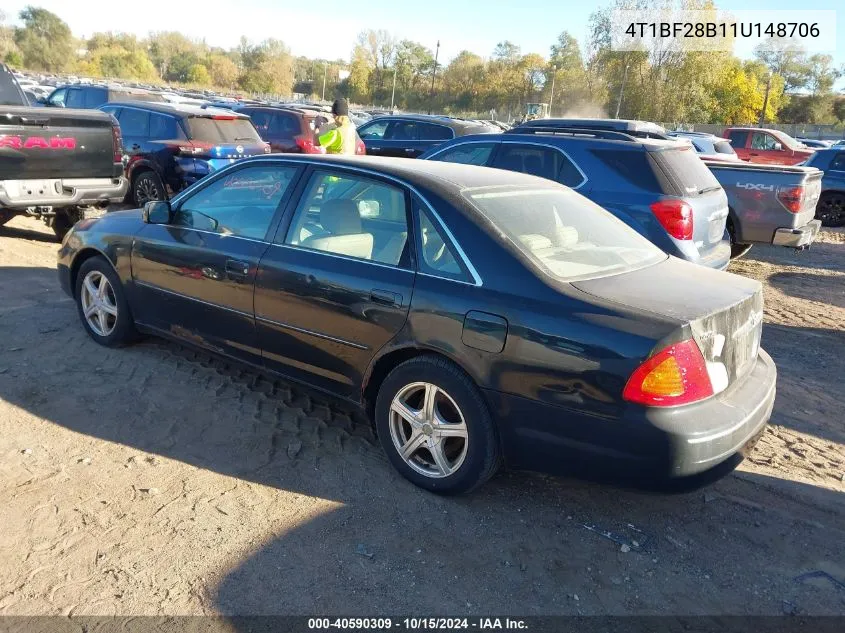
187;117;263;143
462;185;665;282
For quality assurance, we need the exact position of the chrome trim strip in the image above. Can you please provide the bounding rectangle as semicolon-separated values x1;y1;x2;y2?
421;203;483;286
255;315;369;350
134;279;253;318
148;224;270;245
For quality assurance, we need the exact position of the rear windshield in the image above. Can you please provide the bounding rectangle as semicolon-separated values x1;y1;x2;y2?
650;146;721;196
462;185;665;282
187;117;263;143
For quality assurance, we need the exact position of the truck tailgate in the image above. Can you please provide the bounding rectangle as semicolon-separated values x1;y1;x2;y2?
0;107;115;180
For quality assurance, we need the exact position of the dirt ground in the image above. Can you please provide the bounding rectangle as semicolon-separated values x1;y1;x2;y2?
0;214;843;617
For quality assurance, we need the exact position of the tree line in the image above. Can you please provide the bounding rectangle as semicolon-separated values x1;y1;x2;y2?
1;2;843;125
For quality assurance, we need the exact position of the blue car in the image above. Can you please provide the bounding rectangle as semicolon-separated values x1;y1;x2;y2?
805;147;845;227
420;120;732;270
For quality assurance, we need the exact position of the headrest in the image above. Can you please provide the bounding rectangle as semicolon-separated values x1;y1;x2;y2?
320;199;361;235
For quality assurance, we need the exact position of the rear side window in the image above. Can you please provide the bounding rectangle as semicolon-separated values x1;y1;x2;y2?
431;143;495;166
415;201;470;282
84;88;107;108
187;117;262;143
829;153;845;171
276;113;301;136
493;144;584;188
650;146;721;197
118;108;150;138
149;113;181;140
728;130;748;148
418;123;453;141
590;149;661;193
65;89;84;108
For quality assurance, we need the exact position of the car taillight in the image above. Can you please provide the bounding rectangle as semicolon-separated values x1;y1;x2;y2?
650;199;693;240
356;138;366;155
623;339;714;407
111;123;123;163
776;185;805;214
294;135;325;154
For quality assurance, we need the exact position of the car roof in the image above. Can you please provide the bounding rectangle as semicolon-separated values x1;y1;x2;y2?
233;154;555;194
490;129;678;151
518;118;667;134
365;114;485;130
103;101;250;118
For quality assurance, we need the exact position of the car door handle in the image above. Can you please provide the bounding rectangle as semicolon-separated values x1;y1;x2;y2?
371;289;401;307
225;259;250;280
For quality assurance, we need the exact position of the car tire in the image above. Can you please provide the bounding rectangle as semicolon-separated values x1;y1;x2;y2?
375;355;501;495
816;191;845;227
75;256;137;347
133;171;167;207
730;243;753;259
52;208;82;241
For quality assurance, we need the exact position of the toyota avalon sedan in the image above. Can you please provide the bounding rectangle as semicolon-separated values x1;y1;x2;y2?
57;155;776;494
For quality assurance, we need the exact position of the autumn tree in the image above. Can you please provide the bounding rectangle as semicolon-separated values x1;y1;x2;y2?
14;6;74;72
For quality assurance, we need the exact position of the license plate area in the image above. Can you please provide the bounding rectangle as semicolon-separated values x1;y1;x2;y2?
3;179;63;202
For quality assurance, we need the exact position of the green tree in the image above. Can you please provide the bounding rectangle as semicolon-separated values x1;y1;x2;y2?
187;63;211;85
4;50;23;67
208;54;239;89
14;6;74;72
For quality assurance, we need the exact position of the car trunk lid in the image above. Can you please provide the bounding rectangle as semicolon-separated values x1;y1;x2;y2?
573;257;764;387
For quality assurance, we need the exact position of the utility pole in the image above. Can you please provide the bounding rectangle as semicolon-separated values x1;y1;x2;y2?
322;61;328;102
548;65;558;116
759;73;772;126
390;66;397;112
428;40;440;115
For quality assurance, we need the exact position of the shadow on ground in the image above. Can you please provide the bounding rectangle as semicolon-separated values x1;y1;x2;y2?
768;272;845;310
1;263;844;616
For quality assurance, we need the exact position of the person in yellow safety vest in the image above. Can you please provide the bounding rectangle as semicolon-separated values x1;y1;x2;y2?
317;98;357;155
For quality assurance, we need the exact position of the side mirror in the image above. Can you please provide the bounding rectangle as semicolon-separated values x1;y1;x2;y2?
773;142;783;151
142;200;171;224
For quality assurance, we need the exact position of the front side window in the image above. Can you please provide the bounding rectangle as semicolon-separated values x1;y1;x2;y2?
174;165;297;239
463;184;665;282
358;120;389;140
65;89;84;108
118;108;150;138
751;132;779;151
284;171;409;266
48;88;67;106
431;143;495;166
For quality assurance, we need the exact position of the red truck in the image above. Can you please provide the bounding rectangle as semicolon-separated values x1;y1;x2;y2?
722;127;815;166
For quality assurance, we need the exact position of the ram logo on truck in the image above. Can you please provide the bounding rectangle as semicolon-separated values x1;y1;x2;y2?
736;182;774;191
0;136;77;150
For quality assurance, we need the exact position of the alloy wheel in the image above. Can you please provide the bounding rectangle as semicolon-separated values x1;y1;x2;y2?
80;270;118;337
389;382;469;478
135;177;162;205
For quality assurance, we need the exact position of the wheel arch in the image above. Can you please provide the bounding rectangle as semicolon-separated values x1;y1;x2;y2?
70;247;120;296
361;344;484;423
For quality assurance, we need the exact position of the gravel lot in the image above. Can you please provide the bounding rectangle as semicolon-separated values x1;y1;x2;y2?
0;214;843;616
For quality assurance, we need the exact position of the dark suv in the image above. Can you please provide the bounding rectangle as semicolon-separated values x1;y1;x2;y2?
234;105;365;155
421;120;731;270
46;85;165;109
356;114;495;158
100;102;269;206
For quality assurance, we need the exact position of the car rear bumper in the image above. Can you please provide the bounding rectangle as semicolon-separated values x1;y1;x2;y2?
645;348;777;476
772;219;822;248
0;176;128;209
486;349;776;479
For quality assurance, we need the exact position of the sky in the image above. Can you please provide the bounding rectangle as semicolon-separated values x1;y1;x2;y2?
3;0;843;71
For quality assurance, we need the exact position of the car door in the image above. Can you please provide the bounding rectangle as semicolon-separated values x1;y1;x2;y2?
129;162;303;363
749;131;784;164
255;166;416;398
358;119;390;156
116;106;152;169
